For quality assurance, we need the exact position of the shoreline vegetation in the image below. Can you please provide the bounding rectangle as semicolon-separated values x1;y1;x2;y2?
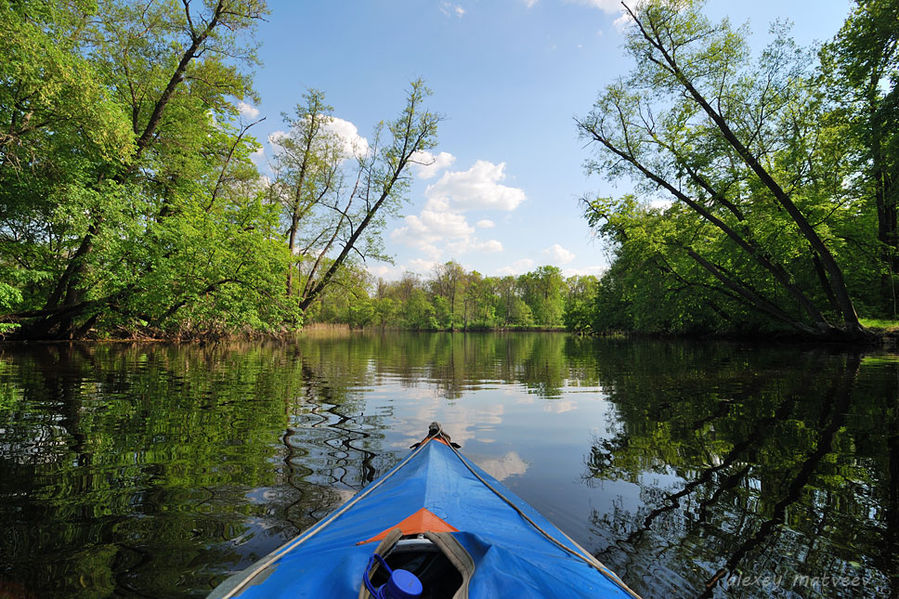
2;310;899;350
5;322;899;349
1;1;896;345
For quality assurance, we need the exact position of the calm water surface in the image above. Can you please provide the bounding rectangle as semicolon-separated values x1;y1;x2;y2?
0;333;896;598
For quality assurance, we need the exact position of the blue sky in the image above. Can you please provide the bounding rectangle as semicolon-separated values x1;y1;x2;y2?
243;0;853;281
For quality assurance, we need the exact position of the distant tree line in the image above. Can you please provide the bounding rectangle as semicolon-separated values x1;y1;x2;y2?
304;261;598;331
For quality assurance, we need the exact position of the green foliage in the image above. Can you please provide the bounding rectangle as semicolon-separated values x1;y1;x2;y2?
0;282;21;312
508;296;535;327
562;275;598;331
463;271;497;329
283;81;440;316
0;0;282;338
575;0;886;338
405;288;438;329
517;266;564;326
0;0;135;169
429;261;466;329
0;1;436;340
859;318;899;332
820;0;899;315
307;263;583;331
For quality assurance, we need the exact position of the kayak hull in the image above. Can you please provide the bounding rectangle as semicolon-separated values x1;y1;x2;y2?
210;430;638;599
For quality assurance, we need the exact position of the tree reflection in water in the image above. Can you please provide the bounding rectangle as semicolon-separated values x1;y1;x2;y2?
584;343;894;598
0;335;896;598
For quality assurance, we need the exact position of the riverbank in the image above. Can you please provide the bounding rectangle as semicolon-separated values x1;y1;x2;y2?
4;319;898;349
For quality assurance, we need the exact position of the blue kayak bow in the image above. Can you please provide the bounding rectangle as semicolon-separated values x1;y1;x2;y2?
210;423;640;599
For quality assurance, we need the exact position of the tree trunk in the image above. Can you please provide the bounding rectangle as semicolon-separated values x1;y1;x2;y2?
871;79;899;315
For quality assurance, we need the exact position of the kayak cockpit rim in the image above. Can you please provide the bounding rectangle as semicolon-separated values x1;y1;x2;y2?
358;530;473;599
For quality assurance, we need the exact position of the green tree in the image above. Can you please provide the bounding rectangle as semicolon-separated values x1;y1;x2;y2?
517;266;564;326
0;0;134;332
1;0;280;338
271;90;344;298
577;0;869;340
293;80;440;316
463;271;495;329
563;275;598;331
509;296;535;327
584;195;759;334
430;260;466;329
493;276;518;326
303;260;373;326
821;0;899;315
372;297;399;329
405;288;437;329
432;295;452;329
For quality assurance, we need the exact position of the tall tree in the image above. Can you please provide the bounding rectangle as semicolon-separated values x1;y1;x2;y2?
270;90;343;297
285;80;440;315
431;260;465;329
1;0;274;338
577;0;869;339
563;275;598;331
463;271;495;328
821;0;899;314
517;265;564;326
0;0;134;326
493;276;518;326
49;0;267;331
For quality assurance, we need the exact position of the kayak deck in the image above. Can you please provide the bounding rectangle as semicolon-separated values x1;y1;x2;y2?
210;424;640;598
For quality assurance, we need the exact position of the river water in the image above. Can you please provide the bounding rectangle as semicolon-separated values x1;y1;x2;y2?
0;332;895;598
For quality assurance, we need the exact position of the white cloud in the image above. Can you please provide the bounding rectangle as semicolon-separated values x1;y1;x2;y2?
613;12;633;30
322;116;370;160
440;2;465;17
402;209;474;241
237;101;260;119
268;130;287;145
563;265;607;277
368;264;403;281
425;160;525;212
268;117;369;162
567;0;621;12
249;146;266;168
408;258;438;273
479;239;503;252
409;150;456;179
497;258;535;276
392;158;524;263
566;0;647;30
542;243;575;265
522;0;538;7
448;238;503;254
477;452;528;481
392;206;504;260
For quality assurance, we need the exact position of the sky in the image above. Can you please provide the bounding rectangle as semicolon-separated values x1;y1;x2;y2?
242;0;853;282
